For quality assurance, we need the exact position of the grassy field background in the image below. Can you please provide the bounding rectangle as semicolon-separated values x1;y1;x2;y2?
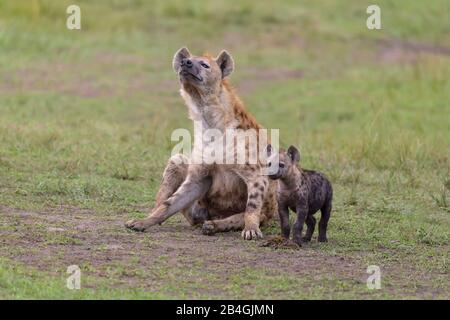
0;0;449;299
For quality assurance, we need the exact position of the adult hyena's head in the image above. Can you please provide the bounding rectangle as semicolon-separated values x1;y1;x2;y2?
172;47;234;95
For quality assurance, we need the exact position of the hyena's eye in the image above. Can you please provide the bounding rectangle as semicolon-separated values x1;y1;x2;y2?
200;62;210;69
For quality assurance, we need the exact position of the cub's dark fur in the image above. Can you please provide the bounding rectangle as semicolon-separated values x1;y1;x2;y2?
268;145;333;246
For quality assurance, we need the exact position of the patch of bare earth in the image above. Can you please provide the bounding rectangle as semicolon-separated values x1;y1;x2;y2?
377;39;450;64
236;67;304;93
0;205;444;298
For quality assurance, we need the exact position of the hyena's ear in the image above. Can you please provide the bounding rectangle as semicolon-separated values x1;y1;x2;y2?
215;50;234;78
287;145;300;163
173;47;191;73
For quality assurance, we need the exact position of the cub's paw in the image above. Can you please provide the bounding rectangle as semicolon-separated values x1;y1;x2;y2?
125;219;149;232
201;221;216;236
318;236;328;243
241;227;263;240
302;236;312;242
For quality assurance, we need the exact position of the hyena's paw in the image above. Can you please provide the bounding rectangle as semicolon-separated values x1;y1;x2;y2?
318;236;328;243
125;219;150;232
293;237;303;247
241;226;263;240
201;221;216;236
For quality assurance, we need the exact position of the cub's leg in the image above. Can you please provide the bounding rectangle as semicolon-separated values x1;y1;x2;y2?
292;203;308;246
278;204;290;239
318;197;332;242
302;215;316;242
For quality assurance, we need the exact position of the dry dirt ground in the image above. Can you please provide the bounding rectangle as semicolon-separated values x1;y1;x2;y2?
0;205;356;283
0;205;445;299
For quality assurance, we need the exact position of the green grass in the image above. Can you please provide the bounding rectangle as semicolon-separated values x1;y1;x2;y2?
0;0;449;299
0;259;170;299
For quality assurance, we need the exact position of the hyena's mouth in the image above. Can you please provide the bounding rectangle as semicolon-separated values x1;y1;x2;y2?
181;70;203;82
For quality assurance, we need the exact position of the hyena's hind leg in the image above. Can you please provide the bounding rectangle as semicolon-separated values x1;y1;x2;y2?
126;154;209;230
154;154;189;208
202;213;244;235
201;212;270;236
155;154;207;226
202;181;278;236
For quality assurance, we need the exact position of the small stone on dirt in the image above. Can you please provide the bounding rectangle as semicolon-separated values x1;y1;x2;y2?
47;227;66;232
105;244;123;250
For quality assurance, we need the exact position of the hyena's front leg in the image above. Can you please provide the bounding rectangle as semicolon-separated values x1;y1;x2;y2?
202;168;269;238
241;173;268;240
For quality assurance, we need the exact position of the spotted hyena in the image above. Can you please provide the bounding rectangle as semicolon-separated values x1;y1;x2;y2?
125;47;278;240
268;145;333;246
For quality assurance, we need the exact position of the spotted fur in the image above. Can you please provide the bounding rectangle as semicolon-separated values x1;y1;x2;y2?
125;47;278;240
268;146;333;246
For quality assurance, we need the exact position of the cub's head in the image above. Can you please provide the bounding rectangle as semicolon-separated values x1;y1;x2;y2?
172;47;234;93
267;145;301;181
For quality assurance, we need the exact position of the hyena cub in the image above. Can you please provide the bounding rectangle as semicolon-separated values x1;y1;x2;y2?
268;145;333;246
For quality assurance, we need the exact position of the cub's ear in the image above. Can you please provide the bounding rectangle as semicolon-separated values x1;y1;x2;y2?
173;47;191;73
287;145;300;163
215;50;234;78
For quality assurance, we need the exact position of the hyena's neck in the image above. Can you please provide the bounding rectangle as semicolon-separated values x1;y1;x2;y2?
281;167;303;190
180;80;261;132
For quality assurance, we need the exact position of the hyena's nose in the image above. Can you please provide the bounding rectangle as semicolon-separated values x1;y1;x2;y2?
182;58;193;68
